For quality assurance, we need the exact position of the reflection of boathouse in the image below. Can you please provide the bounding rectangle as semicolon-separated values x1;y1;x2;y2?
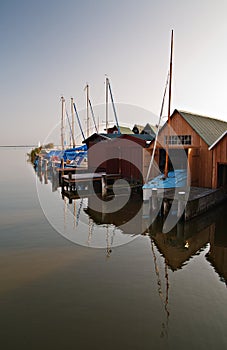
147;109;227;189
149;201;227;284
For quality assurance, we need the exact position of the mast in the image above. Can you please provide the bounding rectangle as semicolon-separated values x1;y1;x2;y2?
85;83;90;138
71;97;76;147
164;30;173;178
61;96;65;150
105;76;109;132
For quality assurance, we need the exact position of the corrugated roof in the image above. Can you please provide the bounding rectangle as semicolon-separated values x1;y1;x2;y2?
177;110;227;146
208;130;227;150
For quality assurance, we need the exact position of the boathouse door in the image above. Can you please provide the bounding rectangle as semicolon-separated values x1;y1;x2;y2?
217;163;227;191
159;148;188;173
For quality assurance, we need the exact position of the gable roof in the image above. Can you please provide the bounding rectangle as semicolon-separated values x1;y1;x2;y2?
105;125;133;134
143;123;157;134
177;110;227;147
82;132;121;143
119;126;133;134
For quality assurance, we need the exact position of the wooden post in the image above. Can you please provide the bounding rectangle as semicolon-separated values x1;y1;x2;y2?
177;191;186;219
151;188;158;211
101;174;107;196
44;159;48;173
68;172;72;191
163;200;169;217
39;156;42;168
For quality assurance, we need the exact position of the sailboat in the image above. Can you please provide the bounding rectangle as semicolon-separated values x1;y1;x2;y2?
143;30;187;200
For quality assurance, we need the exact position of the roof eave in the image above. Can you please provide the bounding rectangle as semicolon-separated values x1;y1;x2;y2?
208;130;227;150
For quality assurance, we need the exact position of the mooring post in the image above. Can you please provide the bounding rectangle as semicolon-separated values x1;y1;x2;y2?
163;200;169;217
151;188;158;211
101;175;107;197
177;191;186;219
61;158;64;170
44;159;48;173
39;156;42;168
68;172;72;191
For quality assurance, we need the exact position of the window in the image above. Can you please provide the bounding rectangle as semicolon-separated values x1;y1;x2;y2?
164;135;191;145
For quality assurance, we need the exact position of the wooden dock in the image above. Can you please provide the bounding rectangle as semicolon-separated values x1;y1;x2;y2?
61;172;122;202
149;186;227;221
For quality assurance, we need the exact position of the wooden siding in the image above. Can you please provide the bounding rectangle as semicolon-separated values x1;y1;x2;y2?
86;137;147;183
147;110;214;188
211;135;227;189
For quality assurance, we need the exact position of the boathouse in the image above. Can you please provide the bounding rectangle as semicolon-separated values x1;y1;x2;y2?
147;109;227;190
83;133;154;183
105;125;133;134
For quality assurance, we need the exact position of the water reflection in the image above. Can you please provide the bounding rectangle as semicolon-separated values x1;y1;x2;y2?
35;164;227;286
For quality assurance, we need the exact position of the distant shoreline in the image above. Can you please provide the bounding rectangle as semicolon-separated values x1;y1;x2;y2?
0;145;36;148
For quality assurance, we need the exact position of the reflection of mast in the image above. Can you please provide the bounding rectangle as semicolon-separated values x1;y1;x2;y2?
73;200;76;229
87;217;94;246
164;30;173;178
106;224;112;258
150;238;170;336
76;198;84;227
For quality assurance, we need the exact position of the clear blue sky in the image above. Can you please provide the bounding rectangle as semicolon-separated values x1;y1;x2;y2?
1;0;227;145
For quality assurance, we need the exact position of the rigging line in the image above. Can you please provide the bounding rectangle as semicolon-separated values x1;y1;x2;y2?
108;81;120;134
89;99;98;133
145;71;170;183
73;102;86;141
65;105;75;146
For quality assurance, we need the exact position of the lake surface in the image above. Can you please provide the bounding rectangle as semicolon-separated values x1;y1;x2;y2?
0;147;226;350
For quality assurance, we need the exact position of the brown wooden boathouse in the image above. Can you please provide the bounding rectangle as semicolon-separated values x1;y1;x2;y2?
147;109;227;190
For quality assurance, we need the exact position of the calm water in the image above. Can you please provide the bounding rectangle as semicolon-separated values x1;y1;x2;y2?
0;147;226;350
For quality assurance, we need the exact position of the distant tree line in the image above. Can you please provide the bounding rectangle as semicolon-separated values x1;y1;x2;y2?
27;142;54;163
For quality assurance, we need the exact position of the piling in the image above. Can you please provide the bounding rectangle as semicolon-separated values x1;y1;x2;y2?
101;174;107;196
177;191;186;219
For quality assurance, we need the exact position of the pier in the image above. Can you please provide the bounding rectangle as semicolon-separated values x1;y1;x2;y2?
61;172;122;202
147;186;227;221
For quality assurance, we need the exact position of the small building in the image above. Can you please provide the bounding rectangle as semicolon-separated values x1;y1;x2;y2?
132;123;157;136
141;123;157;137
132;124;144;134
105;125;133;134
147;109;227;189
83;133;154;183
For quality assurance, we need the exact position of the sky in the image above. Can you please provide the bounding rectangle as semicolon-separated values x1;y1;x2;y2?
1;0;227;145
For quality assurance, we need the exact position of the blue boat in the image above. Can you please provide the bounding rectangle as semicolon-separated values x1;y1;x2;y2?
143;169;187;201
